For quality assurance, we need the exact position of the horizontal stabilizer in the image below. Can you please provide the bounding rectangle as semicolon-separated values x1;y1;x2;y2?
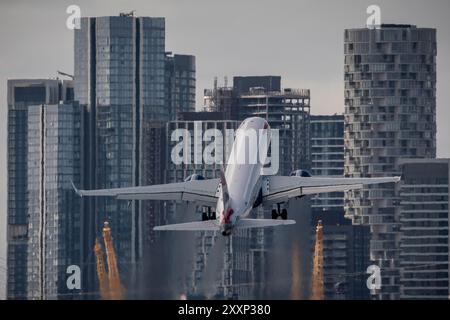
153;218;296;231
154;220;220;231
236;219;296;228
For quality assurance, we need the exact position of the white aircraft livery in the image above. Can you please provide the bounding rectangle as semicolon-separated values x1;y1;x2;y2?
72;117;400;236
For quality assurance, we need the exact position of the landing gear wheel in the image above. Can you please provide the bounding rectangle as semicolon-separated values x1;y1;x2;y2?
202;207;215;221
281;209;288;220
271;209;278;220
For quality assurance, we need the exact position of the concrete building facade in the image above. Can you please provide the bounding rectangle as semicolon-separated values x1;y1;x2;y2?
344;24;437;299
310;114;345;212
398;158;450;299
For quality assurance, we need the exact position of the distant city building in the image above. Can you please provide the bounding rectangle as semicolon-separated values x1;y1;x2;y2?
75;17;167;285
398;158;450;299
233;76;281;95
26;102;82;300
7;79;69;299
204;76;311;173
310;114;370;299
238;87;311;174
7;79;80;300
203;81;236;119
74;15;195;295
344;24;437;299
165;53;196;120
310;114;345;212
141;121;167;246
312;212;371;300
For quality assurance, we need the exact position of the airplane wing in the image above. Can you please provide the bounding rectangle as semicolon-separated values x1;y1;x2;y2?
71;179;220;206
262;176;401;206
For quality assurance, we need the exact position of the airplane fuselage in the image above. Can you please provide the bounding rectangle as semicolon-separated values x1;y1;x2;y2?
216;117;269;235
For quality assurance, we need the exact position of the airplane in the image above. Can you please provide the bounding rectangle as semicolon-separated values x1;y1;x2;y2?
72;116;400;236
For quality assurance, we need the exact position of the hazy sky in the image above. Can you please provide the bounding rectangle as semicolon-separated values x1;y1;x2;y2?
1;0;450;299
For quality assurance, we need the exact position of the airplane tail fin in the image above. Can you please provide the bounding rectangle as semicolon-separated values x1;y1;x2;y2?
153;219;295;231
219;170;229;206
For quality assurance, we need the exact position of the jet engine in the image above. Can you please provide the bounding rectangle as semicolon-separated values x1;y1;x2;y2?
184;174;206;182
289;169;312;177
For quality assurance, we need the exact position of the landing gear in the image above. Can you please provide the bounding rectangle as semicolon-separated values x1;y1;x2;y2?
201;206;216;221
271;204;288;220
281;209;288;220
271;209;278;220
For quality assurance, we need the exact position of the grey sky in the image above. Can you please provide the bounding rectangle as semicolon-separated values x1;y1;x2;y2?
1;0;450;299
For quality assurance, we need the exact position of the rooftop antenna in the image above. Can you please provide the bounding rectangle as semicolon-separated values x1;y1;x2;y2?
57;70;74;80
224;76;228;88
120;10;135;17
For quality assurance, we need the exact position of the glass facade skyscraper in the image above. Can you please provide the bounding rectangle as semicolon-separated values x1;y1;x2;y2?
7;79;64;299
26;103;82;300
74;15;196;295
165;53;196;120
75;16;167;275
7;79;80;300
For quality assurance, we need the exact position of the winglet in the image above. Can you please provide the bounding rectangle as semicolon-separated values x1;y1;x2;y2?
70;180;83;197
394;176;401;183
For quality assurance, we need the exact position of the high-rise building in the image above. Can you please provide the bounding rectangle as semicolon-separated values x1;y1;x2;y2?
310;114;370;300
203;80;236;119
344;24;437;299
310;114;345;212
7;79;68;299
75;16;167;280
204;76;311;174
26;102;82;300
74;15;195;295
233;76;281;95
398;158;450;299
7;79;80;300
311;212;371;300
165;53;196;120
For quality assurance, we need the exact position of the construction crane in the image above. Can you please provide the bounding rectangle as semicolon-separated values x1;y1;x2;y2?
103;221;125;300
310;220;324;300
93;238;110;299
93;221;125;300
